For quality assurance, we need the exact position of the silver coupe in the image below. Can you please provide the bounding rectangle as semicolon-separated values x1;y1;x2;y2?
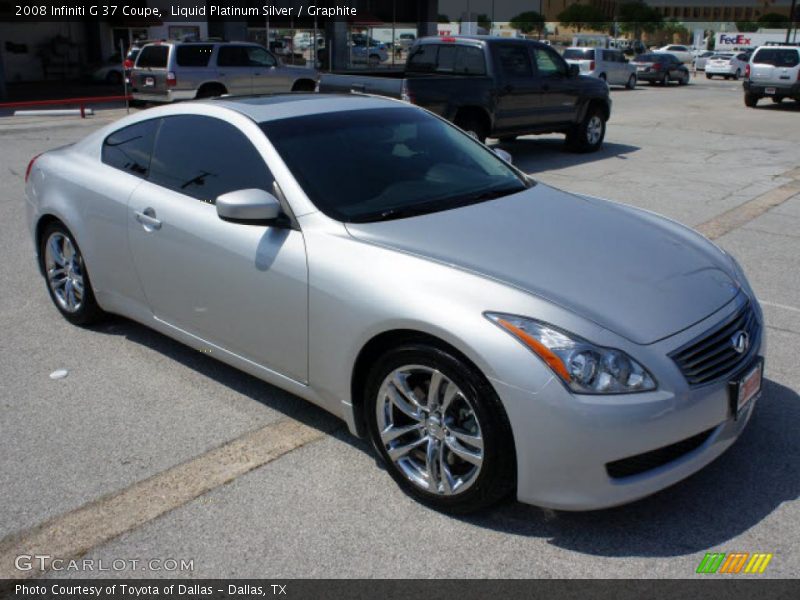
25;94;764;513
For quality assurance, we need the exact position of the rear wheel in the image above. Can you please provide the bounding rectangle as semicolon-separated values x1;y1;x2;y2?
626;74;637;89
744;93;759;107
40;222;104;326
454;113;488;144
291;79;316;92
679;71;690;85
733;69;741;80
365;343;516;514
565;106;606;153
706;73;713;79
195;83;226;99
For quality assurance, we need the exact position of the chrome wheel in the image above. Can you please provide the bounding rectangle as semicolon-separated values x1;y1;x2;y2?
44;232;84;313
376;365;484;496
586;115;603;145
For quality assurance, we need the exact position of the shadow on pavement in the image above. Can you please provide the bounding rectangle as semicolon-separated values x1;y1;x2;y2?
492;139;640;175
463;378;798;557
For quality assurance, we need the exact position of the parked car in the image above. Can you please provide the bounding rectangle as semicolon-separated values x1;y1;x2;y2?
693;50;715;71
319;36;612;152
655;44;694;64
397;33;416;51
130;40;318;103
350;38;389;66
563;47;637;89
25;94;764;513
88;53;123;85
744;45;800;107
705;52;749;80
630;53;691;85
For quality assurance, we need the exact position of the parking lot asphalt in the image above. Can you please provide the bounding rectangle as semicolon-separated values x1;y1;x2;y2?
1;76;799;579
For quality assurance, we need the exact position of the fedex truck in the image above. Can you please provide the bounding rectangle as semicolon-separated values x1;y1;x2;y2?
715;32;793;51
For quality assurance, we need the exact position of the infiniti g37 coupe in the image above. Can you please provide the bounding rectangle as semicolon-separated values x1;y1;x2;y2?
24;94;764;513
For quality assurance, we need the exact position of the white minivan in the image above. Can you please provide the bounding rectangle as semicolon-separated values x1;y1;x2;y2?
563;47;638;89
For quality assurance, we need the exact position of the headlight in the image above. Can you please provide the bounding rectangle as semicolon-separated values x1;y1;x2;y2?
485;313;657;394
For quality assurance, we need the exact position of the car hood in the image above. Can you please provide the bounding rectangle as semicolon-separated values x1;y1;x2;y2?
345;184;739;345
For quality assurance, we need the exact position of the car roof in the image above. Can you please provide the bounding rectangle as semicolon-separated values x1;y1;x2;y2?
209;93;407;122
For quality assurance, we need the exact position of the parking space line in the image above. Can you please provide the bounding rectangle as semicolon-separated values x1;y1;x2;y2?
0;419;327;579
762;300;800;314
695;174;800;240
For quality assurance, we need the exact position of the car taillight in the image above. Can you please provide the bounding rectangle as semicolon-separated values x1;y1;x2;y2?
166;71;177;87
123;58;134;69
745;64;750;78
589;60;595;71
25;153;42;183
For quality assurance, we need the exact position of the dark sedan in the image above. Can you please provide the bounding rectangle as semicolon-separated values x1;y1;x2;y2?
630;53;690;85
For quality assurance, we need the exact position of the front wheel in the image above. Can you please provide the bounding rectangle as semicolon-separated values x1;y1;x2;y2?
566;107;606;153
365;344;516;513
40;222;104;326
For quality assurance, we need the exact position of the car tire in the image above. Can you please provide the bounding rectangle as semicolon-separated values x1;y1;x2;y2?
626;74;637;89
368;54;381;67
565;106;606;153
40;222;104;326
733;69;741;80
771;97;783;104
706;73;712;79
598;73;607;82
365;343;516;514
195;84;226;99
454;114;488;144
744;93;759;107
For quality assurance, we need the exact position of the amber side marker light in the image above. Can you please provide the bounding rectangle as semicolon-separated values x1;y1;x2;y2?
496;318;572;382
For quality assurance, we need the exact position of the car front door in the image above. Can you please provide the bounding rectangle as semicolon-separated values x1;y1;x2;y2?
126;114;309;382
530;45;579;126
248;46;288;93
215;46;254;95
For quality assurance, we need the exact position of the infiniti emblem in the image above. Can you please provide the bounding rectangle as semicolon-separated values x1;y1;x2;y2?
731;330;750;355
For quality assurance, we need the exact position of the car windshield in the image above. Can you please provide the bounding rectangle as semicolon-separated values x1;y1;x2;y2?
260;107;529;223
563;48;595;60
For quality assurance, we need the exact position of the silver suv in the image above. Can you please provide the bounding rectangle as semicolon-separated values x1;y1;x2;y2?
563;47;637;89
743;45;800;107
130;41;318;103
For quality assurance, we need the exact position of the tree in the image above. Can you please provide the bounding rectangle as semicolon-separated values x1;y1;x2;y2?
477;13;492;31
758;12;790;26
618;1;663;39
557;4;608;33
509;11;546;34
436;14;450;23
660;17;688;42
736;21;760;32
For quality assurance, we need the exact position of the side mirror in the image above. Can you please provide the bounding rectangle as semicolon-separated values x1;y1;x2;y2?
494;148;513;164
216;188;282;223
568;64;580;77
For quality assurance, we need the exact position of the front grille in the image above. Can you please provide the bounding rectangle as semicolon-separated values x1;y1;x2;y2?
606;428;715;479
670;301;759;386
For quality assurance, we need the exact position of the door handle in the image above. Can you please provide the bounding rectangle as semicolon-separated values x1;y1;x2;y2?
135;208;162;231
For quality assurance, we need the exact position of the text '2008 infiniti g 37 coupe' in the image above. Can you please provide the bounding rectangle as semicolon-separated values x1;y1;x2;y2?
25;94;764;513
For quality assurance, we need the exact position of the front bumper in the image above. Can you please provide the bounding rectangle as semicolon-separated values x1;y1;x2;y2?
491;302;764;511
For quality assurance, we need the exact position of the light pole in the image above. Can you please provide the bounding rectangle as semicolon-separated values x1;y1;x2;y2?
788;0;798;43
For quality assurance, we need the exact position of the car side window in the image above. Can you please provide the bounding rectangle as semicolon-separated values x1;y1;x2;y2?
496;45;533;78
247;47;277;67
407;44;438;72
455;46;487;74
217;46;249;67
149;115;273;204
102;119;160;178
533;47;567;77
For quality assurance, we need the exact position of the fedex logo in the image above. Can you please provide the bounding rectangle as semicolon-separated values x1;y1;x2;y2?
720;34;752;45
